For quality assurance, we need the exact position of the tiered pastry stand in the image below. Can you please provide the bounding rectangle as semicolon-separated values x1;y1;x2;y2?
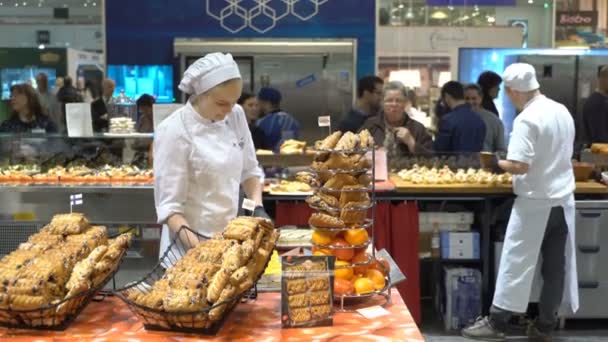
308;147;391;312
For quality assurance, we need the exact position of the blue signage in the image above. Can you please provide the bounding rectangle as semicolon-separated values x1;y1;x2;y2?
105;0;375;85
427;0;516;5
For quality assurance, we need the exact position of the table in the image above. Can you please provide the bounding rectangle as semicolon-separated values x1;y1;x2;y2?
0;293;424;341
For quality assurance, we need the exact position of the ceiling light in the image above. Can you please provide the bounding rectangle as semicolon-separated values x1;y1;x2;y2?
528;0;534;3
389;70;422;88
448;6;454;11
22;1;26;5
431;11;448;19
405;10;414;19
84;3;87;6
38;44;45;50
398;4;404;8
92;2;96;6
487;16;496;23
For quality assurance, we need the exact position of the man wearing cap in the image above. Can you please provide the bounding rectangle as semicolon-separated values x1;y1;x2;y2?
256;87;301;151
154;52;269;257
463;63;578;341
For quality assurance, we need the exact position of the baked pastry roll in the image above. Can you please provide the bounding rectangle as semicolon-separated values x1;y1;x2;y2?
10;295;48;310
306;277;329;291
323;174;358;190
221;244;244;272
286;279;307;295
229;266;249;286
317;131;342;150
323;153;353;170
209;284;237;321
359;129;374;149
334;132;360;150
309;213;345;229
47;213;89;235
240;239;255;261
207;268;230;303
163;289;207;312
340;201;369;224
338;185;370;208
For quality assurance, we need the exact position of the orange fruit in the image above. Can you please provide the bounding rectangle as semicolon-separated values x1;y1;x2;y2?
353;277;375;295
312;230;334;246
365;269;386;290
351;251;371;274
334;278;354;295
334;260;354;280
331;238;355;261
344;228;369;246
369;257;390;276
311;246;333;256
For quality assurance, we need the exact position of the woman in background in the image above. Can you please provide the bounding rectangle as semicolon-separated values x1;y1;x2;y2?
238;92;264;149
0;84;57;133
477;71;503;116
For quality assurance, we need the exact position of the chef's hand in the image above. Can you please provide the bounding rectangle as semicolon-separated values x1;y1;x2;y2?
394;127;416;151
178;225;201;249
480;152;502;174
253;205;272;221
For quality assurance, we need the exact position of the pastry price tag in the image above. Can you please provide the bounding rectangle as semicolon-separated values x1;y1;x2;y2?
318;116;331;127
242;198;257;213
356;306;391;319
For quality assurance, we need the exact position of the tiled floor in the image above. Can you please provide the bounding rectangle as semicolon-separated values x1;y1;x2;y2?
420;302;608;342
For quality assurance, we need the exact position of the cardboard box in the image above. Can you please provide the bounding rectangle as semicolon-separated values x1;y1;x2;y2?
440;267;482;330
440;232;480;260
419;212;474;225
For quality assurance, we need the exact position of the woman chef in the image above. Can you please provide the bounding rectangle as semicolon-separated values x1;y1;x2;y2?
154;52;269;254
463;63;578;341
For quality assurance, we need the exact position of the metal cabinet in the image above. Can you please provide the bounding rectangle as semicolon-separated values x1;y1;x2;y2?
568;200;608;318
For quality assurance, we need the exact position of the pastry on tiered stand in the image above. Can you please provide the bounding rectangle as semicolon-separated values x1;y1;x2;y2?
306;130;391;310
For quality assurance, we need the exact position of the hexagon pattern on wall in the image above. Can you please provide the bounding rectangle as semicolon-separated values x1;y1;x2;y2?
205;0;330;34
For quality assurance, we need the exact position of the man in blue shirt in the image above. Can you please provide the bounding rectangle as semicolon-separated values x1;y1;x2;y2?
256;87;301;151
337;75;384;133
434;81;486;153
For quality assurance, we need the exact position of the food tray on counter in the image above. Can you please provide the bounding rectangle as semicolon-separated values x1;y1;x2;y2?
115;223;276;335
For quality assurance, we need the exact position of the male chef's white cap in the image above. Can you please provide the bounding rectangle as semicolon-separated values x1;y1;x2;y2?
178;52;241;95
502;63;540;92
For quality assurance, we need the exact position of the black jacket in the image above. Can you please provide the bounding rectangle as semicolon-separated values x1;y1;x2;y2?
481;94;499;116
583;91;608;143
91;97;110;132
337;108;371;133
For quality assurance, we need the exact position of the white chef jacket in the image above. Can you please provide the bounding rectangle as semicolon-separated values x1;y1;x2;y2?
154;102;263;254
507;95;575;200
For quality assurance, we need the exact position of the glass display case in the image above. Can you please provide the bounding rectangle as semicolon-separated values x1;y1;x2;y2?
0;133;157;289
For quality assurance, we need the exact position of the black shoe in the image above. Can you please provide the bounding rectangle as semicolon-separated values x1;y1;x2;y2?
527;322;553;342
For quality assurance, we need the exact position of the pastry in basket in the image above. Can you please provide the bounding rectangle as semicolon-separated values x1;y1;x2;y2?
9;294;49;310
323;153;353;170
305;193;339;212
47;213;89;235
209;284;237;321
358;173;372;187
350;154;372;169
271;180;312;193
65;245;108;294
308;213;345;229
334;131;360;150
207;268;230;303
359;129;374;149
239;239;255;261
280;139;307;155
229;266;250;286
340;201;369;224
339;185;370;208
163;289;207;312
221;244;244;272
223;221;258;241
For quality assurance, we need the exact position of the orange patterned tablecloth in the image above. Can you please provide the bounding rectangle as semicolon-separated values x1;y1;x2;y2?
0;292;424;342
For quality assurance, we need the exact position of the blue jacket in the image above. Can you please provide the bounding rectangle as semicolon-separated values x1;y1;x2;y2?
434;104;486;153
256;110;301;151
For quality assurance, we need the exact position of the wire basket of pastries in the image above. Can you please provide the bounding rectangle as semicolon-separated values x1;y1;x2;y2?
306;130;392;310
0;213;132;330
115;216;278;335
396;164;512;185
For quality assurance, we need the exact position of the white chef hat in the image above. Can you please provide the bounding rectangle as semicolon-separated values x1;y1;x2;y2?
502;63;540;92
178;52;241;95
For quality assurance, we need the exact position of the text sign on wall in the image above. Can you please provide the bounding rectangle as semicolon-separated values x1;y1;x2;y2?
557;11;598;27
426;0;515;5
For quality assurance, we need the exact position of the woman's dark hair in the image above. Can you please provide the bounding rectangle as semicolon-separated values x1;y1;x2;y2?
477;71;502;91
238;92;255;105
85;80;100;99
136;94;156;108
10;83;43;118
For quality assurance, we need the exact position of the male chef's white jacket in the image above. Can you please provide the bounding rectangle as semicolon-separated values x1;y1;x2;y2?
153;102;263;256
493;95;578;315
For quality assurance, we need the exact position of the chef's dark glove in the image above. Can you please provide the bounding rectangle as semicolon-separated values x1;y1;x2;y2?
480;152;502;174
253;205;272;221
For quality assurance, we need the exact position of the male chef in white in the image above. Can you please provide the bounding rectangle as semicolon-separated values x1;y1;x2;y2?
463;63;578;341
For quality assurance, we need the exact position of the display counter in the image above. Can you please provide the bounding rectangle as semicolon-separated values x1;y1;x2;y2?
0;292;424;341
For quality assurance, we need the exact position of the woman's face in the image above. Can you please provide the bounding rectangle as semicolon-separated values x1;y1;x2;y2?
383;90;406;124
242;97;259;121
10;90;28;114
198;79;243;121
